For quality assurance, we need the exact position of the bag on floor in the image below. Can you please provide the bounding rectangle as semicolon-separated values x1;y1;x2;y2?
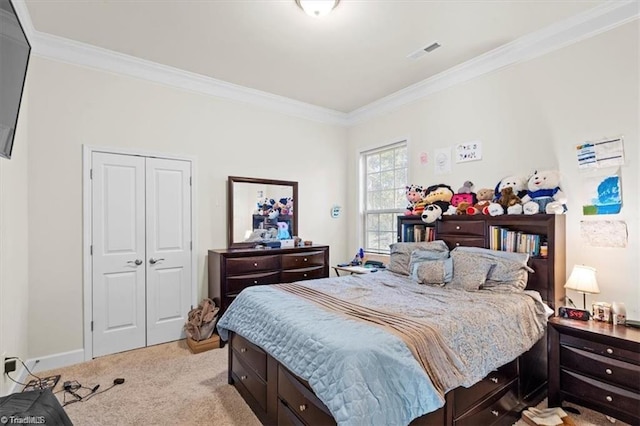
185;298;219;341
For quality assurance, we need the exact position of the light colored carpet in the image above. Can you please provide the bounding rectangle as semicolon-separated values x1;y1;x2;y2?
31;340;629;426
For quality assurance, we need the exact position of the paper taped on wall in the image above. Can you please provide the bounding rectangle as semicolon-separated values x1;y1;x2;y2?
580;220;627;248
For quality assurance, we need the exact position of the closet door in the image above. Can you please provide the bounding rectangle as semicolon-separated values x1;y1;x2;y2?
92;152;146;357
145;157;192;345
92;152;193;357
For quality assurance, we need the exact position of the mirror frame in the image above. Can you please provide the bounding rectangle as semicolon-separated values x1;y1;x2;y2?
227;176;299;248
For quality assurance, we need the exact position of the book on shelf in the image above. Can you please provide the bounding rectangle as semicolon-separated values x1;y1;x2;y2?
414;225;424;242
488;225;542;256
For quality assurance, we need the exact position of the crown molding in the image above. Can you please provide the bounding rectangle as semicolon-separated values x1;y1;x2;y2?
347;0;639;125
10;0;639;128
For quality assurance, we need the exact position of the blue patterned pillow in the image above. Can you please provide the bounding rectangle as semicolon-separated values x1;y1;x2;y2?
387;240;449;276
452;246;533;292
448;251;495;291
409;251;453;285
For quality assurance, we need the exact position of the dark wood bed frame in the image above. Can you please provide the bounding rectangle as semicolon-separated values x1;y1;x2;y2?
225;215;566;426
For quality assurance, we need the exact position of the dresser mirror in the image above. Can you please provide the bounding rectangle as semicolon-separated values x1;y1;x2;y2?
228;176;298;248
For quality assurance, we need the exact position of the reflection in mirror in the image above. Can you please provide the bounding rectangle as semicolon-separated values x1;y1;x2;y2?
228;176;298;248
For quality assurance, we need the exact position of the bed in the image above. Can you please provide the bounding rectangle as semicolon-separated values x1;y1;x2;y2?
217;241;559;426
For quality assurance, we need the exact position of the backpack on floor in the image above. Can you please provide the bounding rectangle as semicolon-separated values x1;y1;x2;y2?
185;298;219;341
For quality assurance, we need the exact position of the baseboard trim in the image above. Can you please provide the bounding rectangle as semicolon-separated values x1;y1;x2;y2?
8;349;85;394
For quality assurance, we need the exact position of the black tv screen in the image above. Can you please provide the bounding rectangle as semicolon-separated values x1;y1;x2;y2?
0;0;30;160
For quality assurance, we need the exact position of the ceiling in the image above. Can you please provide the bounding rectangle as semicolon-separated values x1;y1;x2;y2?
22;0;612;113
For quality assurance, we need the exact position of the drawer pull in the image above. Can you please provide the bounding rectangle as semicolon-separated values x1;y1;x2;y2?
490;377;498;384
240;375;247;380
299;404;307;412
491;410;499;417
304;258;308;262
606;396;613;402
456;225;461;230
253;280;258;284
240;348;247;353
253;262;258;267
455;242;460;247
605;368;612;375
607;348;613;354
303;273;308;277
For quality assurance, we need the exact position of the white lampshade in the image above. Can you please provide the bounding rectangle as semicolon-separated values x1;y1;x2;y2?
564;265;600;295
296;0;340;17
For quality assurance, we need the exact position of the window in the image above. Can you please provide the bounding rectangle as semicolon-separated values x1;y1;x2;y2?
361;142;407;254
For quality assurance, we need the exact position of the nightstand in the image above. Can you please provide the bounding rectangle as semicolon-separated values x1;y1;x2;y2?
548;317;640;425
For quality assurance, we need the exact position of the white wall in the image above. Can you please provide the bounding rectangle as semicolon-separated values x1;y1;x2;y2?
0;87;29;395
348;22;639;317
24;57;348;358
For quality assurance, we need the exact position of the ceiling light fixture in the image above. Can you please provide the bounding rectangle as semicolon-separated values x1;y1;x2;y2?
295;0;340;18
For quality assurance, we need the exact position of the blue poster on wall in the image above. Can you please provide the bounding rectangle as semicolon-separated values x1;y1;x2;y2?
582;169;622;215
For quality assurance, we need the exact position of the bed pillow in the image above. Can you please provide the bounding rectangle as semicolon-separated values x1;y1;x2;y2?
452;246;533;292
387;240;449;276
409;250;453;285
448;251;495;291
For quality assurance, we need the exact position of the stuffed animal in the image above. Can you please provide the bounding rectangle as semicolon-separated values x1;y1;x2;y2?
466;188;494;215
457;181;474;194
487;187;522;216
487;175;526;215
420;204;443;224
404;184;425;215
417;183;454;220
521;170;567;214
456;201;470;215
277;221;291;240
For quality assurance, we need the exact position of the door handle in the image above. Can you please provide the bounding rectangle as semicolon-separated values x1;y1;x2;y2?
149;258;165;265
127;259;143;266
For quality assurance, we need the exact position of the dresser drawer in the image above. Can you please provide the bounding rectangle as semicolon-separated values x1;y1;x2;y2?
278;366;334;426
436;220;485;237
561;345;640;391
226;255;280;275
439;236;486;250
227;271;281;295
231;349;267;411
561;370;640;419
282;251;325;270
281;266;326;283
454;359;517;417
454;379;519;426
561;333;640;364
278;399;306;426
231;333;267;380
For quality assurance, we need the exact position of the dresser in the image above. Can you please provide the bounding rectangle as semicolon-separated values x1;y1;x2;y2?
208;245;330;317
548;317;640;425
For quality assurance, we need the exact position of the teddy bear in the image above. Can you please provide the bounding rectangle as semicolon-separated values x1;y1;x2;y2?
486;175;527;216
466;188;494;215
456;201;470;215
404;184;425;215
521;170;567;214
487;187;522;216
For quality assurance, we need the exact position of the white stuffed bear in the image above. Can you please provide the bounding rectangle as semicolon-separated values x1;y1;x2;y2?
520;170;567;214
487;175;527;216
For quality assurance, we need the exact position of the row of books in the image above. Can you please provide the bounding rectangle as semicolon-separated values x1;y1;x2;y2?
403;224;435;242
488;226;545;256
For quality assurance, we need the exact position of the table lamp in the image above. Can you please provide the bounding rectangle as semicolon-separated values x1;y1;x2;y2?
564;265;600;310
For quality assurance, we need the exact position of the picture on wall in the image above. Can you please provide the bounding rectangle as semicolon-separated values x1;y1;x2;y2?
581;168;622;215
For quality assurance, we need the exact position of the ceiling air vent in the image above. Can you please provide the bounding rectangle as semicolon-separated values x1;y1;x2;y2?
407;41;441;60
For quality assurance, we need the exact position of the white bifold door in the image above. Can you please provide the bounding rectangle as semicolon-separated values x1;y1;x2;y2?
91;152;192;357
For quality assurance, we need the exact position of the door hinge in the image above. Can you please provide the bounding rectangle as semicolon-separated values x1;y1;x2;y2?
91;321;93;331
189;177;192;186
190;241;192;251
90;169;93;179
90;245;93;255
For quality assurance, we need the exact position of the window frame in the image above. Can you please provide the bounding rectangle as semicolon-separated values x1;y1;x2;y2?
359;141;408;255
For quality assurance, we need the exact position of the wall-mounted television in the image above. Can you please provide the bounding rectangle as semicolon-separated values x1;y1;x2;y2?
0;0;31;160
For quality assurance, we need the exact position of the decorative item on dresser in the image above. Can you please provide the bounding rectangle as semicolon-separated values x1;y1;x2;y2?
548;317;640;425
208;245;329;317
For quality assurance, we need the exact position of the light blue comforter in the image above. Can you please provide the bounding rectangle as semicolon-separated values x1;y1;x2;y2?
217;271;547;426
